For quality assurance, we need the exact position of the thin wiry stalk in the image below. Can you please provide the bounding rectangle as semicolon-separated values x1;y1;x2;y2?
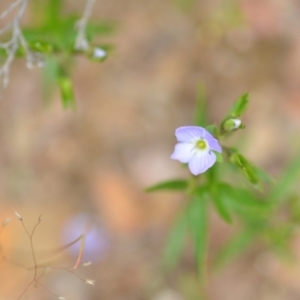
74;0;97;50
0;0;29;92
2;211;94;299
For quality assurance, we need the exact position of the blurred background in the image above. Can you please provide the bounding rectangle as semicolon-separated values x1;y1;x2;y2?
1;0;300;299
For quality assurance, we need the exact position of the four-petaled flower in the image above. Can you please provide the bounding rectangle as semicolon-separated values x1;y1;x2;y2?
171;126;222;175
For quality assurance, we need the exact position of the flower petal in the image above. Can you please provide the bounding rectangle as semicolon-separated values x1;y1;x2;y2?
188;151;216;175
204;131;222;153
175;126;206;142
171;143;195;163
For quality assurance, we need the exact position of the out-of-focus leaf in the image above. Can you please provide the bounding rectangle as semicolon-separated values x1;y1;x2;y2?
86;22;117;37
47;0;62;25
211;185;232;224
188;188;208;281
227;93;249;117
58;73;75;109
254;166;274;184
194;83;207;127
23;17;115;54
205;124;220;137
163;212;188;269
42;57;59;101
263;225;295;261
271;156;300;203
205;124;214;134
219;183;270;212
214;229;255;269
230;152;262;190
213;151;223;163
145;179;188;192
173;0;197;11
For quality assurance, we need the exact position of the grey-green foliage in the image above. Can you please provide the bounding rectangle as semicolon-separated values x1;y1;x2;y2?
2;0;115;108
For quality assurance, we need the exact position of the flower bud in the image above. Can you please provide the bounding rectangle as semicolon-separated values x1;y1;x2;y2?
93;48;107;59
14;211;22;220
85;279;95;285
222;118;242;132
2;218;10;227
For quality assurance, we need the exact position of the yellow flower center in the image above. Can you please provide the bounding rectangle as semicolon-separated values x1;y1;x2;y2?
196;139;207;150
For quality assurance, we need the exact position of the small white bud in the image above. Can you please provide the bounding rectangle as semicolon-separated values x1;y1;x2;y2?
232;118;242;129
93;48;106;59
14;211;22;220
222;118;242;132
2;218;10;227
82;261;92;267
57;296;66;300
85;279;95;286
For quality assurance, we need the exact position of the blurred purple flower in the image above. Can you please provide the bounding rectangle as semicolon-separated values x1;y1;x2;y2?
61;213;110;263
171;126;222;175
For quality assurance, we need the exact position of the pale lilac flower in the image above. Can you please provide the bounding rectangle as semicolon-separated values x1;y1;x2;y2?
61;213;110;262
171;126;222;175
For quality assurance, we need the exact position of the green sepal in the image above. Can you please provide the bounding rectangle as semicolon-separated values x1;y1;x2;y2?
221;118;243;132
229;152;262;190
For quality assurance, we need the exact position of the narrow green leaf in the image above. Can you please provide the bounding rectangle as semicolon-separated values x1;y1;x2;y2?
214;229;255;269
47;0;63;25
145;179;188;192
271;156;300;203
194;83;207;127
163;212;188;269
211;185;232;224
254;166;274;184
42;57;59;101
212;197;232;223
188;189;208;282
220;183;269;211
227;93;249;117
